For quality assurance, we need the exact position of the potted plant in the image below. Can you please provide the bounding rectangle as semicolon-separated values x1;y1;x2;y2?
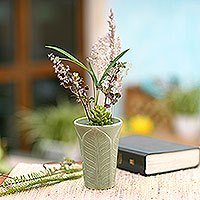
46;10;129;189
167;87;200;141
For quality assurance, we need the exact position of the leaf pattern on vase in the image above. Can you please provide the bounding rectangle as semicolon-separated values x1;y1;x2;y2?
77;127;120;189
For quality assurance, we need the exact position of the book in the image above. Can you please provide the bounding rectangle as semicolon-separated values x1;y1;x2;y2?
117;135;200;176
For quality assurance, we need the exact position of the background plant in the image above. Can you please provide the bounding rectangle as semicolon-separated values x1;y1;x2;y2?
17;101;83;144
166;87;200;115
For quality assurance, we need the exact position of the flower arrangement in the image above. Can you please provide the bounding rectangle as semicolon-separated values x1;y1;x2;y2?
46;10;129;126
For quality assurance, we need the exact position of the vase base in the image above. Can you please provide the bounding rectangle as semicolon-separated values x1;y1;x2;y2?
85;183;115;190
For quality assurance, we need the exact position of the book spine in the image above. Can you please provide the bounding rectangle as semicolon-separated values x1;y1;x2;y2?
117;149;146;175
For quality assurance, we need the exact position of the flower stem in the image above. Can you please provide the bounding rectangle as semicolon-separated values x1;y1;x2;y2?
93;82;96;105
77;91;91;121
104;95;108;106
95;90;100;106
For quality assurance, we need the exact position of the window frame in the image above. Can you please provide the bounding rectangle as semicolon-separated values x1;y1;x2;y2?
0;0;84;108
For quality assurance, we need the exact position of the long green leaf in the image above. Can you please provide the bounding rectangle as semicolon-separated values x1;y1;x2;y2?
59;58;91;73
98;49;129;84
88;62;98;86
45;45;89;72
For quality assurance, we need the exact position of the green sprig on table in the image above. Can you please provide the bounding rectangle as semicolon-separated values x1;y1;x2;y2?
0;159;83;197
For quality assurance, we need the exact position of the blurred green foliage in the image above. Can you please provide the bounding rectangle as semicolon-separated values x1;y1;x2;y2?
166;87;200;115
0;140;10;173
16;102;84;144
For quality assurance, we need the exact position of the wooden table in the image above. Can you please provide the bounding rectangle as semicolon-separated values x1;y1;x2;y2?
1;163;200;200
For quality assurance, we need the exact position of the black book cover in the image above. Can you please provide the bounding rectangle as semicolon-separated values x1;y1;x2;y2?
117;135;200;176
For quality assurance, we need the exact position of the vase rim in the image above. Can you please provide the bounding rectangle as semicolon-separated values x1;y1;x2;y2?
74;117;122;128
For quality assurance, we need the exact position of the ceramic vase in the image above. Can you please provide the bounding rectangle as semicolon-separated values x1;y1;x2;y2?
74;117;122;190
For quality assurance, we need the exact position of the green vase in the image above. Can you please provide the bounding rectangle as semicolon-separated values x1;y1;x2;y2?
74;117;122;190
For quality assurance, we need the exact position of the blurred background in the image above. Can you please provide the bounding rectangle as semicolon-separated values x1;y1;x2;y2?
0;0;200;173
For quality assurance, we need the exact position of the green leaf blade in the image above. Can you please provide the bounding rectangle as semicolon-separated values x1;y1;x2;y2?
45;45;89;72
98;49;130;84
88;62;98;86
